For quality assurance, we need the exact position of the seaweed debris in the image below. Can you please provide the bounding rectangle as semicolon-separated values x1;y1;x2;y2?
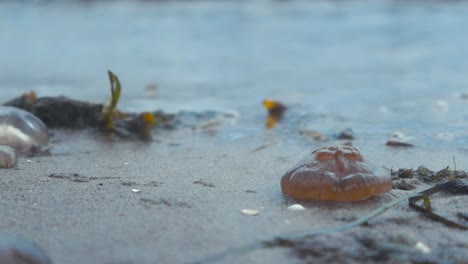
409;179;468;230
392;166;468;191
2;71;173;141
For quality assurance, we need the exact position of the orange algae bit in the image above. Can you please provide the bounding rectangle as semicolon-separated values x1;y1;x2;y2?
262;99;287;129
139;112;155;140
281;146;392;201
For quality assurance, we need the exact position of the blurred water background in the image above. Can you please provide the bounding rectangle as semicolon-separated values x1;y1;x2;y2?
2;0;468;149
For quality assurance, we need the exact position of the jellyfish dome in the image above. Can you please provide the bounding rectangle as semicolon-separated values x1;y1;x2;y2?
281;146;392;201
0;106;49;153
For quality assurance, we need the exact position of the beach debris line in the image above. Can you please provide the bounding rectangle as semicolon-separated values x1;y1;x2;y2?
48;172;97;182
193;179;215;188
281;146;392;201
2;71;174;141
139;198;191;208
262;99;287;129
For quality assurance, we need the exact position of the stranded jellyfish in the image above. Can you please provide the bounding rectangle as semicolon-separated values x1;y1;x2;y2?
0;146;16;168
0;106;49;153
0;233;52;264
281;146;392;201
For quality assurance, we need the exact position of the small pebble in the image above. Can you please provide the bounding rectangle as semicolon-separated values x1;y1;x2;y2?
241;209;259;216
287;204;305;211
131;189;141;193
336;128;354;140
385;140;414;147
386;131;413;147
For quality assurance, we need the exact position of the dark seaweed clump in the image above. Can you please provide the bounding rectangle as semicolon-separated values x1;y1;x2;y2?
392;166;468;191
2;71;174;141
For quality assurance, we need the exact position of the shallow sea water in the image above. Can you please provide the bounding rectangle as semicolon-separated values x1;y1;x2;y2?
2;0;468;149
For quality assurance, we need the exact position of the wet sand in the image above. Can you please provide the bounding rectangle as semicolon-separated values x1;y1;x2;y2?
0;128;467;264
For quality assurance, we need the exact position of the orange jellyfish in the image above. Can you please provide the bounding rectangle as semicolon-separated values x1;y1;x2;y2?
281;146;392;201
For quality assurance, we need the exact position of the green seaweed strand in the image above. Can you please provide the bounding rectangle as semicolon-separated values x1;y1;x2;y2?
102;70;121;129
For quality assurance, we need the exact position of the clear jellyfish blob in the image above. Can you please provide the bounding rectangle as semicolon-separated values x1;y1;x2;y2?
0;106;49;153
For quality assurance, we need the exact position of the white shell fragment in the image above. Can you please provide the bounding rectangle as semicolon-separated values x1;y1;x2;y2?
414;241;431;254
287;204;305;211
0;145;16;168
0;106;49;153
131;189;141;193
241;209;259;216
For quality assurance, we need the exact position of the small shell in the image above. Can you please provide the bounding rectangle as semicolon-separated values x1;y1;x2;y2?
414;241;431;254
287;204;305;211
131;189;141;193
0;106;49;153
0;146;16;168
241;209;260;216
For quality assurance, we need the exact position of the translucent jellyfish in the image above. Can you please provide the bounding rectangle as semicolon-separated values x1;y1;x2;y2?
281;146;392;201
0;146;16;168
0;233;52;264
0;106;49;153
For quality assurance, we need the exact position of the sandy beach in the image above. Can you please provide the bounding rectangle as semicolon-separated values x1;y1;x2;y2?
1;127;467;264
